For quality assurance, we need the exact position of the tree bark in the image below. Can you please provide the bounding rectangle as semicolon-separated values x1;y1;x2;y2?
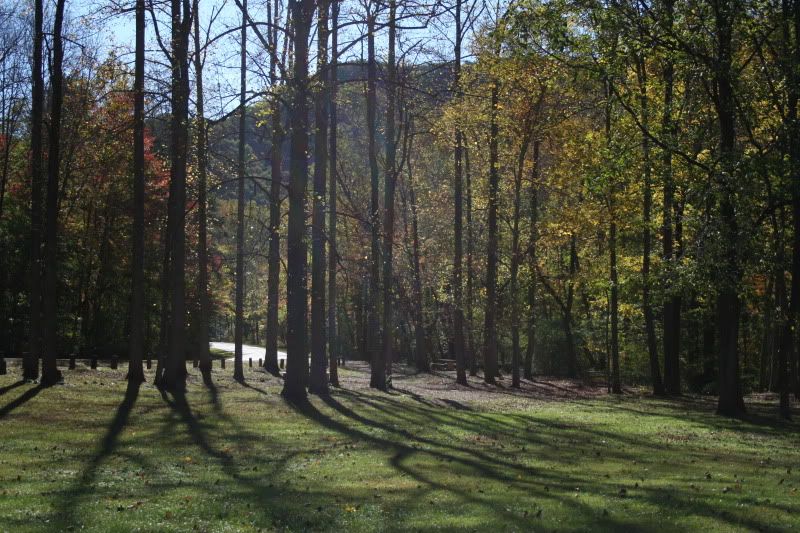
310;0;329;395
328;0;339;387
524;141;540;380
25;0;45;382
660;0;679;396
635;53;664;396
465;142;477;376
382;0;398;384
162;0;192;392
482;80;500;384
40;0;67;387
282;0;314;402
192;0;212;382
452;0;467;386
713;0;745;416
367;9;384;390
509;133;530;388
128;0;147;384
264;0;283;377
233;0;248;383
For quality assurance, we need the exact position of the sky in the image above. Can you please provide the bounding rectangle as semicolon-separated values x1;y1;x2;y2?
66;0;487;115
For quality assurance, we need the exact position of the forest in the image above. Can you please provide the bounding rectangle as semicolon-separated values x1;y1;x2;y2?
1;0;799;530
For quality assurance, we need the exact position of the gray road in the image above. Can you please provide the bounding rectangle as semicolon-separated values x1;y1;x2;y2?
210;342;287;367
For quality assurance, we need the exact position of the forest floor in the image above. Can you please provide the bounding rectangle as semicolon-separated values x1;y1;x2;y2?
0;361;799;532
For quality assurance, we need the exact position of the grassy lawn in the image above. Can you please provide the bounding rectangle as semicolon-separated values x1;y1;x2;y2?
0;362;798;532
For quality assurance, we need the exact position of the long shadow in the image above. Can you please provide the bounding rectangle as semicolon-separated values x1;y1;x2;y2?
0;383;45;419
53;380;142;530
0;380;24;396
291;395;643;530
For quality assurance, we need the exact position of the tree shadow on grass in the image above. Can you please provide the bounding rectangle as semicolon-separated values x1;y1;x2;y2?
0;383;44;419
290;387;797;531
0;380;24;397
287;395;615;530
52;380;142;530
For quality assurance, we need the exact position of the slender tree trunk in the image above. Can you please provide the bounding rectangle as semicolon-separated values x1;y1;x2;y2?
776;0;798;417
403;119;427;372
233;0;248;383
483;81;500;384
524;140;540;380
193;0;212;382
714;0;745;416
264;0;283;377
465;143;477;376
310;0;329;395
604;78;620;394
636;55;664;396
40;0;67;387
367;10;384;390
163;0;192;391
327;0;339;386
509;135;529;388
661;0;679;396
382;0;398;384
282;0;314;402
452;0;467;386
25;0;45;382
610;220;621;393
128;0;147;384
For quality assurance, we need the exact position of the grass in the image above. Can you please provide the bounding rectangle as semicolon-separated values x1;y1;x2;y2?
0;361;798;532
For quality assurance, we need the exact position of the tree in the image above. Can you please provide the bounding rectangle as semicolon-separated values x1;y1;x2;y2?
234;0;248;383
482;77;500;385
713;0;745;417
127;0;147;384
264;0;284;377
193;0;212;383
327;0;340;387
282;0;315;402
381;0;398;383
310;0;329;395
367;2;384;390
452;0;467;386
162;0;192;392
25;0;45;382
40;0;68;387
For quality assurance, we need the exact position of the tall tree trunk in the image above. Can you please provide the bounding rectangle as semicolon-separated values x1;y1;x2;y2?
604;78;620;394
452;0;467;386
310;0;329;395
465;143;477;376
661;0;679;396
524;140;540;380
483;80;500;384
367;10;384;390
25;0;45;382
382;0;397;384
610;220;621;393
714;0;744;416
128;0;147;384
163;0;192;391
636;54;664;396
282;0;314;402
509;135;530;388
193;0;212;382
233;0;248;383
327;0;339;387
403;118;427;372
264;0;283;377
40;0;67;386
776;0;798;417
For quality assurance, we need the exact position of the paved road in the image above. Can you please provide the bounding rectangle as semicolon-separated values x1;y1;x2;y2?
210;342;287;367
